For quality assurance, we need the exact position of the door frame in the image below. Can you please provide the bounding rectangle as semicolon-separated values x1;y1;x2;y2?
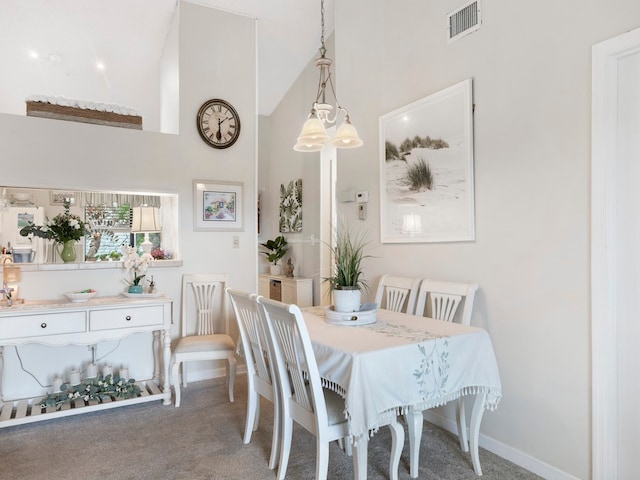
591;26;640;480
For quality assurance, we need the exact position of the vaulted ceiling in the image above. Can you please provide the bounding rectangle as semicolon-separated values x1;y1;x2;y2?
0;0;334;119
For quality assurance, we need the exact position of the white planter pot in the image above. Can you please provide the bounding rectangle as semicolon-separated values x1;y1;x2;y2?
270;264;282;276
333;289;361;313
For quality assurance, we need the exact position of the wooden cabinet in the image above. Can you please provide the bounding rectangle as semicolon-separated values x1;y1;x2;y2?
258;274;313;307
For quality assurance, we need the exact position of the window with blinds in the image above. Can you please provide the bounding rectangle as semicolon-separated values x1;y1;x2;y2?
84;204;162;261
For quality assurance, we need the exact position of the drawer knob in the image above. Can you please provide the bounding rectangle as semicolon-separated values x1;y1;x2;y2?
125;315;132;321
40;322;47;329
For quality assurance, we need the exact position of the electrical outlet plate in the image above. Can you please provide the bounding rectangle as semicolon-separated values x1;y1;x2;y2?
358;204;367;220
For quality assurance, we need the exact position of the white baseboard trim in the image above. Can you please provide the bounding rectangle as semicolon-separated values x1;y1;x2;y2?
422;411;581;480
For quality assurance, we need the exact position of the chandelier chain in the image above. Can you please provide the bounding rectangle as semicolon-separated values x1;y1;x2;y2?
293;0;362;151
320;0;325;49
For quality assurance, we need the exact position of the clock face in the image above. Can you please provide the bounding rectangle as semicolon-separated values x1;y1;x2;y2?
196;99;241;149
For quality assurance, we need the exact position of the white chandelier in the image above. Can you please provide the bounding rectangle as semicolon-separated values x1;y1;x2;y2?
293;0;363;152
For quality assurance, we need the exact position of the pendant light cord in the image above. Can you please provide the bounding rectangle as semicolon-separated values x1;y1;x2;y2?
320;0;326;49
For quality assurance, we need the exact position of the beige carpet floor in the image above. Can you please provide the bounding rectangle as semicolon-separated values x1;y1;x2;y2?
0;376;541;479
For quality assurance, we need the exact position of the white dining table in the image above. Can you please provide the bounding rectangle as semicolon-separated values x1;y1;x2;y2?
302;307;502;478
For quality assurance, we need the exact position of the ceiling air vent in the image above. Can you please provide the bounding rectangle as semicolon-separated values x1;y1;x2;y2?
447;0;481;43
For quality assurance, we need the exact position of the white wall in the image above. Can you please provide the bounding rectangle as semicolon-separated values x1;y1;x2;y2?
332;1;640;478
161;6;180;135
262;1;640;478
0;3;256;399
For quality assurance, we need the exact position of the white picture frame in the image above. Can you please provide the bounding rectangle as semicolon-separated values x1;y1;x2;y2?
50;191;76;205
379;78;475;243
193;180;244;231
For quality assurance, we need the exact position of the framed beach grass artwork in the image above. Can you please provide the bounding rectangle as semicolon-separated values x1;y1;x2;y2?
379;79;475;243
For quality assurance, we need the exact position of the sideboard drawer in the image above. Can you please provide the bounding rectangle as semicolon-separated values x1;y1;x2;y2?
89;305;164;331
0;312;86;339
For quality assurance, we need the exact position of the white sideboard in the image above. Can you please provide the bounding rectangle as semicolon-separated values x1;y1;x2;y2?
0;295;172;428
258;274;313;307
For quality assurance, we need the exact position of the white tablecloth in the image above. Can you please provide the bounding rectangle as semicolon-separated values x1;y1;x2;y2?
303;307;502;443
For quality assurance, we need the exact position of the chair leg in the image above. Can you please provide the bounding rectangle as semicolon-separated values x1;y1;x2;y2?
253;397;261;432
171;360;182;408
227;354;237;403
388;417;404;480
276;416;293;480
337;438;353;456
181;362;188;388
268;391;280;470
456;397;469;452
406;409;423;478
243;388;258;444
315;440;330;480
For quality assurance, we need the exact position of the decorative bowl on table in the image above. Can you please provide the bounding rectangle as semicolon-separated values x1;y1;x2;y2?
324;303;378;326
65;289;97;303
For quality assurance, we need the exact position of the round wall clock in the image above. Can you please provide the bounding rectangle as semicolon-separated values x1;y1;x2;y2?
196;99;241;149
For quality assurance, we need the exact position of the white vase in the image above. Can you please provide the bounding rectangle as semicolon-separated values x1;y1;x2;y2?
333;289;361;313
270;264;282;275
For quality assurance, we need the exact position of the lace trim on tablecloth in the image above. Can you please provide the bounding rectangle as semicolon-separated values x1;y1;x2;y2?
344;385;502;445
320;377;346;399
410;385;502;413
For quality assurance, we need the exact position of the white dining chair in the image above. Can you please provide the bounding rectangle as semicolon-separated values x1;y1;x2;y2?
374;274;421;314
226;288;280;470
409;279;479;472
256;297;404;480
171;273;237;407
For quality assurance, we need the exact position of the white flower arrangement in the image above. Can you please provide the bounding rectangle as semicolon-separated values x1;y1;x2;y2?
121;245;153;286
19;199;90;244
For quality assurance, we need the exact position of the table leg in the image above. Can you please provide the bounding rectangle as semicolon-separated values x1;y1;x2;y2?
162;328;172;406
352;436;368;480
388;418;404;480
152;330;160;384
406;409;423;478
469;391;487;476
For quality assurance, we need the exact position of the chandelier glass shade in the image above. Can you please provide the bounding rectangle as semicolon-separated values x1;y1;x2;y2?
293;0;362;152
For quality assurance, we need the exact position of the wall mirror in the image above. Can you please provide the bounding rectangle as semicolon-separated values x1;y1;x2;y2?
0;186;179;268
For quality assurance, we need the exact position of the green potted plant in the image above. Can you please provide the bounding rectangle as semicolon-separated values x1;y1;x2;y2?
260;235;288;275
325;227;372;312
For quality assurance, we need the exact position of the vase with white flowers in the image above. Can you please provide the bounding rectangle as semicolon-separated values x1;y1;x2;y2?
121;245;153;293
19;199;90;263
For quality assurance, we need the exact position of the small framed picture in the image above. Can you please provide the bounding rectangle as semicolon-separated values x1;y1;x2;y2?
193;180;244;231
50;191;76;205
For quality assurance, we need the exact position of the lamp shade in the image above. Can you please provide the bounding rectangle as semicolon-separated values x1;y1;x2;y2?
296;117;330;144
330;120;363;148
294;141;325;152
131;206;161;233
3;263;21;283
